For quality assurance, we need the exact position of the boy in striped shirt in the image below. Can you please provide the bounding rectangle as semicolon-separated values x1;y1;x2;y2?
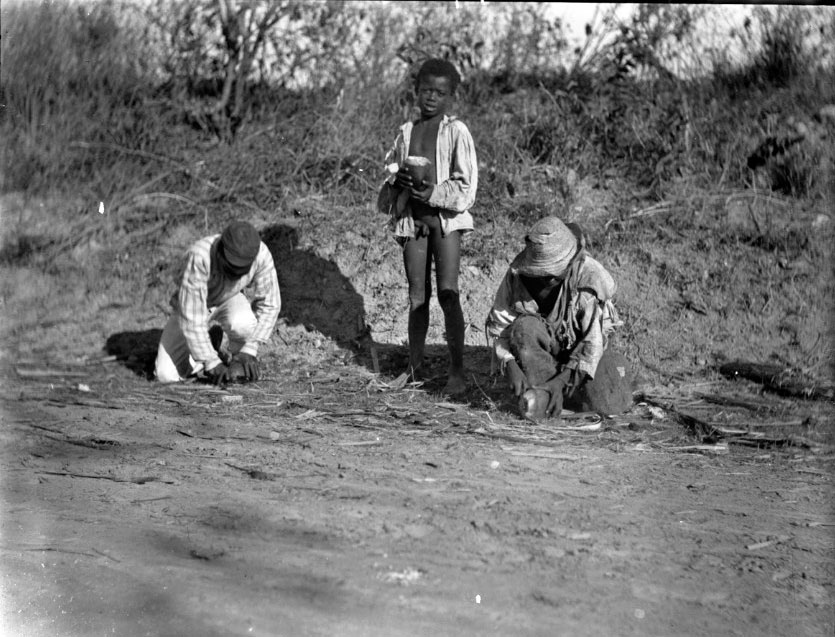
155;221;281;385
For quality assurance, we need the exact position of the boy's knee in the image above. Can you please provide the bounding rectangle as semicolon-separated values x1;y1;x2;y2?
512;314;541;332
437;288;460;311
408;293;429;312
514;343;533;359
509;315;546;347
225;313;257;341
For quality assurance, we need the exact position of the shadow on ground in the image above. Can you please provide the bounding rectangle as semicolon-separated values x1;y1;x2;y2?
105;328;163;380
104;325;224;381
261;223;372;356
370;342;508;410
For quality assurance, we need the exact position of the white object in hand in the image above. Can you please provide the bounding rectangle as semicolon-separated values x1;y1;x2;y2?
405;156;431;167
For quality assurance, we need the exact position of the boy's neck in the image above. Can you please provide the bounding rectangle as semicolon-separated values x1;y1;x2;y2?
418;111;446;123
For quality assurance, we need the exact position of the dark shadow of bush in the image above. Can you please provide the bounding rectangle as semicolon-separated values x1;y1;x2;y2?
104;329;164;380
261;223;373;359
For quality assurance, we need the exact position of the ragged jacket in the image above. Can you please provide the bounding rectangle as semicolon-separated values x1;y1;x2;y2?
485;255;621;379
380;115;477;237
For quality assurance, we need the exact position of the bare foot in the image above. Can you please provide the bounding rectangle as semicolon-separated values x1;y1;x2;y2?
443;371;467;396
518;388;553;422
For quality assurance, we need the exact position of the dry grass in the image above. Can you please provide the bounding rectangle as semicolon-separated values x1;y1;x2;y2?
1;1;833;420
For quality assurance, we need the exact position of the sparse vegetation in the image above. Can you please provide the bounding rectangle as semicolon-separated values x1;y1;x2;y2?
2;5;834;634
1;1;833;381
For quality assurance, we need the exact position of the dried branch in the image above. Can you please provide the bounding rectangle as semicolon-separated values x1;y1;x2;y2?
37;471;174;484
719;360;834;401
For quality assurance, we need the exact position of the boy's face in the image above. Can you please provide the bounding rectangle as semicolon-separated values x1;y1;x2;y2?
217;243;253;278
416;75;454;119
521;274;564;295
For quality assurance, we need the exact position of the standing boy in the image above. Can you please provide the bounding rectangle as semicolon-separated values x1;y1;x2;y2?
155;220;281;385
379;58;478;395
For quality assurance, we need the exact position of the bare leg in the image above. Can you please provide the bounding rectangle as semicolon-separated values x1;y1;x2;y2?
430;225;466;395
403;233;432;378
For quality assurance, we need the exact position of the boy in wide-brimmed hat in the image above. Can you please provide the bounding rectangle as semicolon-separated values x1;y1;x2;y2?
155;220;281;385
486;216;633;421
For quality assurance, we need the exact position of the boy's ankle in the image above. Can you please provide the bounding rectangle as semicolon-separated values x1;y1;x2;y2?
444;369;467;395
447;364;465;378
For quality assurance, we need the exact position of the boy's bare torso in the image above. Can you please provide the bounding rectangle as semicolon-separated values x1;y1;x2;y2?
408;115;442;217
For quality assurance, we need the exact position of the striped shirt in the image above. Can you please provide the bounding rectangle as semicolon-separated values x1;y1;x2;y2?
175;234;281;370
382;115;478;237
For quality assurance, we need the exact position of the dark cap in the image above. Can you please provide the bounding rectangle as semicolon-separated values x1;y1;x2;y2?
220;221;260;268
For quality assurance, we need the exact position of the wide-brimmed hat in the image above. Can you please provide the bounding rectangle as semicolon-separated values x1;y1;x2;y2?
220;221;261;268
511;216;579;277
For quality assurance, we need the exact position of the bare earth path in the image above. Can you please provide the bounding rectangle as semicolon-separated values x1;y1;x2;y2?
1;353;833;637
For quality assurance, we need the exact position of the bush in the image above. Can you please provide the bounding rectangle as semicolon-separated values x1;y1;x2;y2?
1;1;832;205
0;0;165;192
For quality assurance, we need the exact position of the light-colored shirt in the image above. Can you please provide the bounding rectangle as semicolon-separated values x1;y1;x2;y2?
382;115;478;237
174;234;281;370
486;257;621;379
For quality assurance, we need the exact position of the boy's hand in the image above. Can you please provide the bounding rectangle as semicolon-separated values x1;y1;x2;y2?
411;181;434;203
205;362;231;386
233;352;260;382
539;368;572;415
542;368;585;415
394;170;414;191
543;376;566;415
505;360;529;397
564;368;587;394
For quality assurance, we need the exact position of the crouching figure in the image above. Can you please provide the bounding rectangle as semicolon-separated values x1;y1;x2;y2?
486;216;632;421
155;220;280;386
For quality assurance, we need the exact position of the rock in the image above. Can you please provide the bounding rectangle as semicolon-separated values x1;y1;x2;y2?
724;196;790;236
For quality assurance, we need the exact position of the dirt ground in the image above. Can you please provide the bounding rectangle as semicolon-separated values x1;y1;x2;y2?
1;335;833;637
1;188;834;636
